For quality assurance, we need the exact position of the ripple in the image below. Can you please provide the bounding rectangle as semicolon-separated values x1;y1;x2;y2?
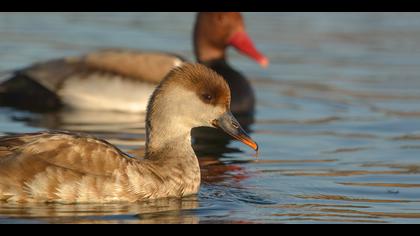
337;182;420;188
266;169;406;177
294;194;418;203
255;130;379;139
391;134;420;140
322;147;371;154
400;145;420;149
371;106;420;117
257;116;341;125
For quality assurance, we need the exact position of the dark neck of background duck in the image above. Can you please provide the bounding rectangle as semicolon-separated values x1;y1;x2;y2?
194;40;228;65
200;58;256;119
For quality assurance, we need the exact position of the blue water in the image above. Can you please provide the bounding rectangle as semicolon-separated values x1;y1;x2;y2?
1;12;420;223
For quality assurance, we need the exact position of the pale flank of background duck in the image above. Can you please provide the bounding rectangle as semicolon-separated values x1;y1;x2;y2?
0;63;258;203
0;12;268;114
0;51;184;113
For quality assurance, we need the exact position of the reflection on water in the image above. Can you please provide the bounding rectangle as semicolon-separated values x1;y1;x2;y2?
0;197;200;224
1;12;420;223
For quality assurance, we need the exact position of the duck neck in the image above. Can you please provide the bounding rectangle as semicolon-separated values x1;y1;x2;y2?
143;103;201;196
144;89;197;159
194;27;226;64
194;43;227;65
200;58;229;69
145;118;194;159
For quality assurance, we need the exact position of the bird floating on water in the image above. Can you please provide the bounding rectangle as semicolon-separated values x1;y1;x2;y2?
0;12;268;116
0;63;258;203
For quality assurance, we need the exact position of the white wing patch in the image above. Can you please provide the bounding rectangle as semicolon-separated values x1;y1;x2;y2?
58;73;156;113
172;58;184;68
0;71;12;83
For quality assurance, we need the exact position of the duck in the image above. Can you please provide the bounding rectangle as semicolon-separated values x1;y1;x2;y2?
0;63;258;203
0;12;268;115
194;12;268;116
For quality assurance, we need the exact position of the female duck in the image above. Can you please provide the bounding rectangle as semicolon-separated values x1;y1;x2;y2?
0;63;258;203
0;12;268;115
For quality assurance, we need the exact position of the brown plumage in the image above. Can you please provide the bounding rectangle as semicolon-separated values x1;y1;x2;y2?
0;13;267;115
158;63;231;108
82;49;184;84
194;12;245;63
0;131;200;203
0;63;258;203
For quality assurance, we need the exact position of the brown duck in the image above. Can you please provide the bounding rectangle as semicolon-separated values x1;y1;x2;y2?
0;12;268;115
0;63;258;203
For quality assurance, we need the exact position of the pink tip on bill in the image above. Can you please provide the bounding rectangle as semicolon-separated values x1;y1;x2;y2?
228;30;269;69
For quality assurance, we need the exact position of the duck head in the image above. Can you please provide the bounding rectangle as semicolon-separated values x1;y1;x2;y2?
145;63;258;153
194;12;269;68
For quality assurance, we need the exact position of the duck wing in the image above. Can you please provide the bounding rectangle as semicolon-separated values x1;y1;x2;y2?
9;49;185;91
0;50;185;111
0;131;133;202
82;48;186;83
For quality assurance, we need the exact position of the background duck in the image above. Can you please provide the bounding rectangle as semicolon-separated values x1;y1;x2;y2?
0;12;268;115
0;63;258;203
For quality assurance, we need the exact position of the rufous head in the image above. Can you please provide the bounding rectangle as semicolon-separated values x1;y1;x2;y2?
147;63;258;151
194;12;269;68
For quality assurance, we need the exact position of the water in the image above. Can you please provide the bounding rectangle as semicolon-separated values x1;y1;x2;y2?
1;12;420;224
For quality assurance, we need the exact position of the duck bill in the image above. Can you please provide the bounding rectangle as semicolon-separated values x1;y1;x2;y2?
213;112;259;152
228;30;269;68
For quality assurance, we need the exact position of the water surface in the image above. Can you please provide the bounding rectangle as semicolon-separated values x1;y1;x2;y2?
1;12;420;223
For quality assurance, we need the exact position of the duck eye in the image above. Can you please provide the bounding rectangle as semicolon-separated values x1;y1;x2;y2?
202;93;213;103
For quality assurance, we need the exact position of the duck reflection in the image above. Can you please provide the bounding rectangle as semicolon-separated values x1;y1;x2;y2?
0;196;199;224
191;111;255;182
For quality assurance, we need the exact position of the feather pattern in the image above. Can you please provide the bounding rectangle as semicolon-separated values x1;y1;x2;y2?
0;63;236;203
0;131;200;203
